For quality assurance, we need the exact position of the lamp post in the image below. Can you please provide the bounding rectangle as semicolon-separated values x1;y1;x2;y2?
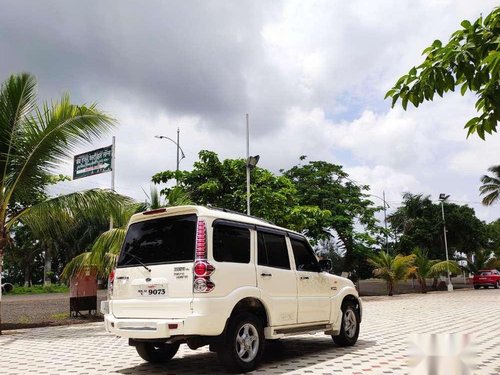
369;192;390;253
155;128;186;184
439;193;453;291
245;114;259;215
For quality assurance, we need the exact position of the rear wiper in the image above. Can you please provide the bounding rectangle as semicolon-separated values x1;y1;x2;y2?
123;251;151;272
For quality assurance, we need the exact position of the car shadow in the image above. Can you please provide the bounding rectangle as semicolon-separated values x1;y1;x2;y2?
116;337;377;374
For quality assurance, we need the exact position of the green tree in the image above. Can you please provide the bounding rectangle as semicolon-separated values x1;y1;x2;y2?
367;252;415;296
480;165;500;205
486;219;500;257
410;247;461;293
3;224;43;286
388;193;486;259
386;7;500;139
0;73;129;334
152;151;330;232
283;159;379;270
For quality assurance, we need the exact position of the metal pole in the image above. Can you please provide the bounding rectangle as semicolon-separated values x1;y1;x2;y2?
441;200;453;291
246;114;250;215
383;190;388;253
110;136;116;230
176;128;180;174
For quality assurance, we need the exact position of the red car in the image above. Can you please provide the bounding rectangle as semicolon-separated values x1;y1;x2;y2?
473;269;500;289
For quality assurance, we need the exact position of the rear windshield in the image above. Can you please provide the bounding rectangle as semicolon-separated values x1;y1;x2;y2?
117;214;197;267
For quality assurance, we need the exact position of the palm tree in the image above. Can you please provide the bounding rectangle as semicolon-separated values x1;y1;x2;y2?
61;187;192;281
410;247;461;293
460;248;500;274
0;73;130;334
480;165;500;205
368;251;415;296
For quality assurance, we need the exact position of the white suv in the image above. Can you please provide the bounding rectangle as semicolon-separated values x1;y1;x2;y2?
101;205;362;373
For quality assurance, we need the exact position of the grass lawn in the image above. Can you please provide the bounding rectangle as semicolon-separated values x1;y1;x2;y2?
6;284;69;295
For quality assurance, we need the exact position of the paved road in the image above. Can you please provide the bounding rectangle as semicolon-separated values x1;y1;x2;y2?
0;289;499;374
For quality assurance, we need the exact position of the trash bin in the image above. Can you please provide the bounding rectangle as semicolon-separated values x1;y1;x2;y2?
69;267;98;317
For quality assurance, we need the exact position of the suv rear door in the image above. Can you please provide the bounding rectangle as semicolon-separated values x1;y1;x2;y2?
111;214;197;319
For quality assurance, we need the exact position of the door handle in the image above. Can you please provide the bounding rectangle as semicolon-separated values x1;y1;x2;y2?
260;273;272;277
300;276;310;280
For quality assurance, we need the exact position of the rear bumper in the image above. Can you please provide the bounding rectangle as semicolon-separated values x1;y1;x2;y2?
102;298;229;339
473;281;496;286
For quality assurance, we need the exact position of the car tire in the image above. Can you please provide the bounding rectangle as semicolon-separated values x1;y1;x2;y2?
217;313;265;373
332;302;360;347
495;281;499;289
135;342;180;363
474;285;480;290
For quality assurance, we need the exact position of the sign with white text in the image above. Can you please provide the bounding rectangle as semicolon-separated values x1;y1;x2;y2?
73;145;112;179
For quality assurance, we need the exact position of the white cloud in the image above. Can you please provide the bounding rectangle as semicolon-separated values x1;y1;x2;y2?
6;0;497;223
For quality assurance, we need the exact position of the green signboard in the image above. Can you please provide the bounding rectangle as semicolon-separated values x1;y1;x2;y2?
73;145;112;180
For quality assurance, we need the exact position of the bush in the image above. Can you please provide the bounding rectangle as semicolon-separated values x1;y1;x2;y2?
6;284;69;295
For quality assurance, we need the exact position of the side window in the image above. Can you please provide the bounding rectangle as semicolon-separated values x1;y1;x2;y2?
291;238;319;272
257;232;290;270
213;224;250;263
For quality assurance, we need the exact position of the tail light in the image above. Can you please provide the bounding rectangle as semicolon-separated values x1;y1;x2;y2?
107;269;116;298
193;219;215;293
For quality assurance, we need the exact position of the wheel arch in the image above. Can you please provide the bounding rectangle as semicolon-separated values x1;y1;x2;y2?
341;294;362;322
226;297;269;330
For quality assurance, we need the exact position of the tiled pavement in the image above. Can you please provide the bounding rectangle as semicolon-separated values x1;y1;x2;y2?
0;289;499;374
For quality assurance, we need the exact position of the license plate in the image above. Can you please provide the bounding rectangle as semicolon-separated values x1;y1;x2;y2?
137;284;167;297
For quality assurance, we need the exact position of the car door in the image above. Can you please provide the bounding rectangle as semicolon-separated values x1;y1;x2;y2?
290;235;331;324
256;229;298;326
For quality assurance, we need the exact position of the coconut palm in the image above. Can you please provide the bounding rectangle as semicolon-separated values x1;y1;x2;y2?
410;247;461;293
0;73;130;334
368;251;415;296
480;165;500;206
61;186;192;281
460;248;500;274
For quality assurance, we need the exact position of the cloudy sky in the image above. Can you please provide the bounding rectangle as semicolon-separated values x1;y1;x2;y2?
0;0;498;222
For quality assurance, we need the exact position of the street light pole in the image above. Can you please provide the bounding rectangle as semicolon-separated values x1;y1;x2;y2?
439;193;453;291
245;114;259;215
246;114;250;215
155;130;186;185
383;190;388;253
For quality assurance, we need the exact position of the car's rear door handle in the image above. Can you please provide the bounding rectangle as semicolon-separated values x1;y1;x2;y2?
260;273;272;277
300;276;310;280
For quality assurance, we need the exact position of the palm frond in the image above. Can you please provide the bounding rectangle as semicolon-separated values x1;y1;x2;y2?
480;165;500;206
88;227;127;277
167;186;192;206
60;251;92;282
12;189;132;235
2;96;116;211
428;260;461;277
0;73;38;202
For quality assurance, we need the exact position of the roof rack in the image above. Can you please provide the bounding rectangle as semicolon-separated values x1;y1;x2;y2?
206;205;275;225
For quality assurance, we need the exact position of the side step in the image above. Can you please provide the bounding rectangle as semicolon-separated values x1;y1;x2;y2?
265;323;335;339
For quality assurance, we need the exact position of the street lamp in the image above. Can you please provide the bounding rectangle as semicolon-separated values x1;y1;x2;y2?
369;192;390;253
439;193;453;291
155;128;186;184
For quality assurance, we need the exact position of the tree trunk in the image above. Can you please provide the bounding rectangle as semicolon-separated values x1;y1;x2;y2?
0;251;3;335
387;280;394;296
339;234;354;271
44;246;52;286
418;277;427;293
24;263;31;287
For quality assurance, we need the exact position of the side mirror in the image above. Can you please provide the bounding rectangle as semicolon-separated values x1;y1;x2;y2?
319;259;332;272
